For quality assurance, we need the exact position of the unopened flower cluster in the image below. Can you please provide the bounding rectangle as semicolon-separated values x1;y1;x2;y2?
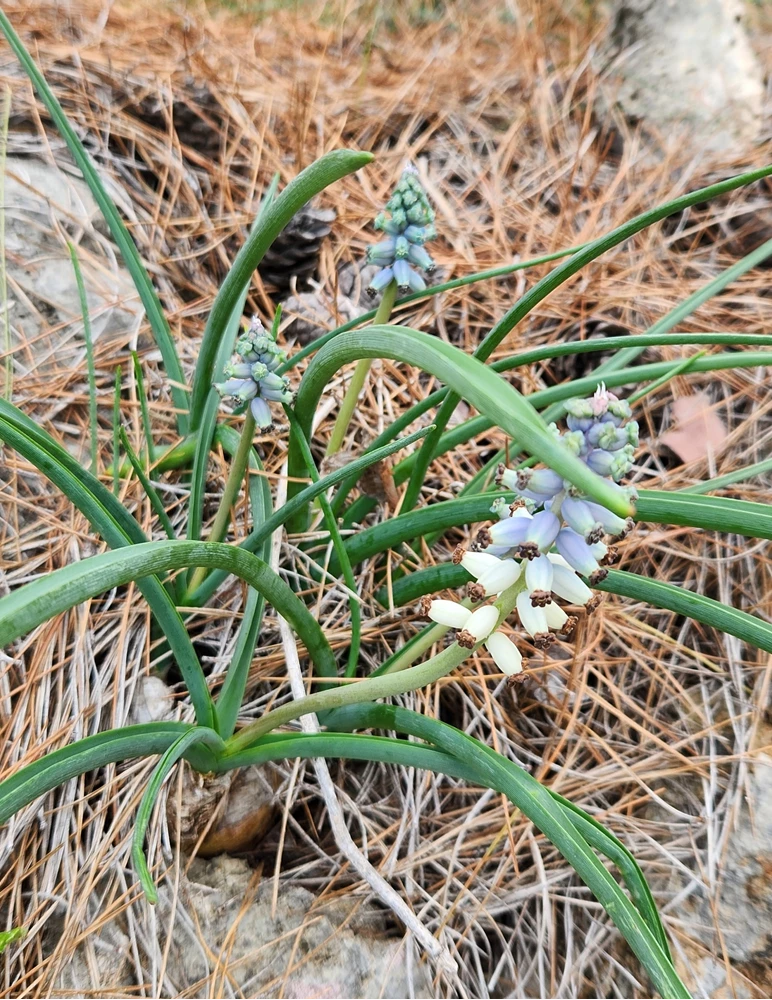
422;385;638;680
366;165;437;296
215;316;293;429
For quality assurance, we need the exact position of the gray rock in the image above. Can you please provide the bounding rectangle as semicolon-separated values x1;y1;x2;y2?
3;156;141;376
157;855;433;998
600;0;763;153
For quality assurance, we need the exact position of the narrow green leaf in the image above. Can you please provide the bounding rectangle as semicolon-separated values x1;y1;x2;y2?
189;150;373;427
131;352;154;467
679;457;772;495
597;569;772;654
288;327;634;526
0;10;189;432
0;400;214;728
285;404;362;678
119;427;176;541
323;702;672;959
0;722;194;826
222;724;686;998
187;175;280;544
393;351;772;483
67;243;99;475
214;425;273;738
187;423;432;607
132;727;225;903
401;170;772;512
112;366;121;496
0;540;337;680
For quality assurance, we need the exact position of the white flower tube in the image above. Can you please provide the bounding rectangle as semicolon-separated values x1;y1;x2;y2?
461;551;503;580
550;565;593;605
544;601;569;630
477;558;522;596
516;590;549;638
485;632;523;676
464;604;499;640
427;600;472;629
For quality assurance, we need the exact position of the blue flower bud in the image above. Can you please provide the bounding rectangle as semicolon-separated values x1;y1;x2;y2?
562;429;587;455
516;467;564;498
520;510;561;558
555;528;607;582
407;243;436;272
582;500;634;540
215;377;251;398
406;267;427;292
393;259;413;290
367;266;395;297
561;496;605;544
394;235;410;259
224;362;253;379
367;238;397;266
488;514;531;548
586;449;616;476
250;397;272;428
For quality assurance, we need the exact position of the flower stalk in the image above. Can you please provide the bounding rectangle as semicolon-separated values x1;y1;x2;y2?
325;279;397;456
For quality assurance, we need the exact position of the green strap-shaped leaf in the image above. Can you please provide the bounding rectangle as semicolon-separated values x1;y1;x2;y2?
401;165;772;511
0;10;189;433
132;727;225;902
0;723;195;826
221;726;687;998
597;569;772;654
392;350;772;483
0;400;214;729
214;425;274;737
187;424;432;607
0;540;337;679
328;489;772;575
288;326;634;527
189;150;373;427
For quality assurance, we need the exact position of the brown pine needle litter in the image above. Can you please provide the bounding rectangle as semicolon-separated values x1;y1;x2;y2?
1;0;771;996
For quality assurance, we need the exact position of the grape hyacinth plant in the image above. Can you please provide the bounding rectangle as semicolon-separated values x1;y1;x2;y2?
4;12;772;996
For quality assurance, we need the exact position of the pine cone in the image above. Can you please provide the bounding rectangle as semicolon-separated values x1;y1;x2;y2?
258;205;336;295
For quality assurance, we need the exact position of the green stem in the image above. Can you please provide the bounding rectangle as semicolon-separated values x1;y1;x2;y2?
325;281;397;457
225;575;525;756
187;411;255;595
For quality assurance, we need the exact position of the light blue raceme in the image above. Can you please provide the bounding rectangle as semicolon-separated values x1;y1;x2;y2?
367;164;437;296
214;316;294;428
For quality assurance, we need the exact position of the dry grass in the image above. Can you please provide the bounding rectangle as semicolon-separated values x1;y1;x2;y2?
1;0;772;996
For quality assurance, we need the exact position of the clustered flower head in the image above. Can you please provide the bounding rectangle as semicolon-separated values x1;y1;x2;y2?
420;384;639;681
366;164;437;297
214;316;293;429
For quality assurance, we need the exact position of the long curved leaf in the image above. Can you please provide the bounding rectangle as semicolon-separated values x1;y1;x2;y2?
222;726;686;998
393;351;772;483
189;150;373;427
0;723;195;827
401;168;772;511
188;424;433;607
0;540;337;679
597;569;772;654
289;326;634;526
0;400;214;728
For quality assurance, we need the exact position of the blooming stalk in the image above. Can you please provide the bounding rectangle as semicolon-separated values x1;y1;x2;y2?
327;164;436;457
418;385;638;679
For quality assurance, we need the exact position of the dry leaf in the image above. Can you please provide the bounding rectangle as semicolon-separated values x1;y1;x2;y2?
660;392;728;464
